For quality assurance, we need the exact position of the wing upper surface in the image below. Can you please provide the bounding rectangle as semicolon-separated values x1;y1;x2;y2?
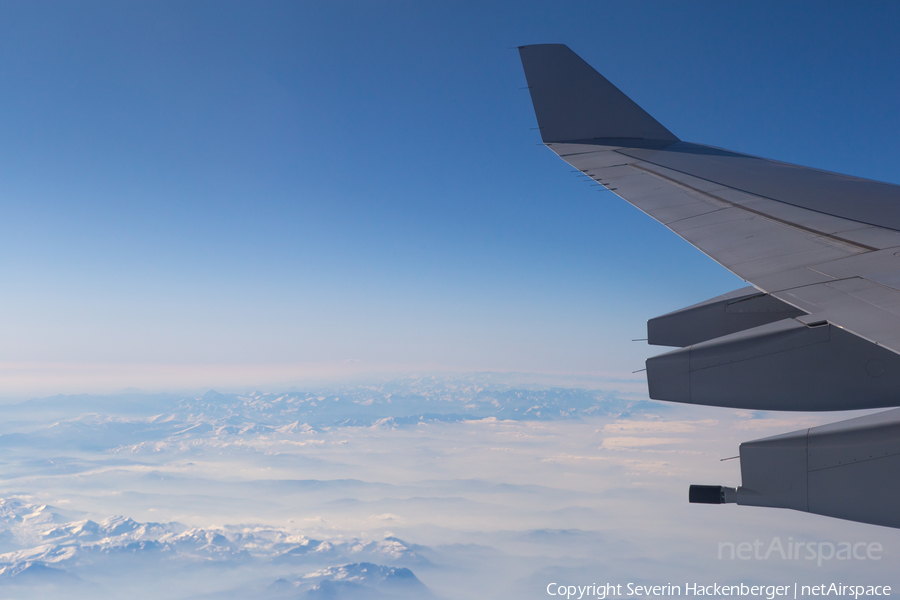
620;142;900;232
520;44;900;357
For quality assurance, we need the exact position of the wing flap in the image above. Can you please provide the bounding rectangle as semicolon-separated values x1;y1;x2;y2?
833;226;900;249
775;279;900;353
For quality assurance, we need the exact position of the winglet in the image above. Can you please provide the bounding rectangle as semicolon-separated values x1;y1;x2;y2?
518;44;679;144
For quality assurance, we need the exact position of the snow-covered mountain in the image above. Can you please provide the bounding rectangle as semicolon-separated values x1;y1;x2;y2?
272;563;438;599
0;496;436;597
0;377;739;600
0;378;653;458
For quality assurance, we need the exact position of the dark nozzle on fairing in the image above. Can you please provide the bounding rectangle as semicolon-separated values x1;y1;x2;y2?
689;485;737;504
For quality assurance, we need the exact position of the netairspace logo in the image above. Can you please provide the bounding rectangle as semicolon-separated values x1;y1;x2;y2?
718;538;883;567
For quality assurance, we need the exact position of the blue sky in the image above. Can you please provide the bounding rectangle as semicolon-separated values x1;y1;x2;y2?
2;1;900;391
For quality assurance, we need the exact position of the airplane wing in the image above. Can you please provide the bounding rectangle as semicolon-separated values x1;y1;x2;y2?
518;44;900;528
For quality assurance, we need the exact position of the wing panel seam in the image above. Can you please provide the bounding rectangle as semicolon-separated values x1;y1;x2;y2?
626;160;880;252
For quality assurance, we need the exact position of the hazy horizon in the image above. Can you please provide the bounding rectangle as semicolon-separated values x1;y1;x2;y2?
0;377;893;598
